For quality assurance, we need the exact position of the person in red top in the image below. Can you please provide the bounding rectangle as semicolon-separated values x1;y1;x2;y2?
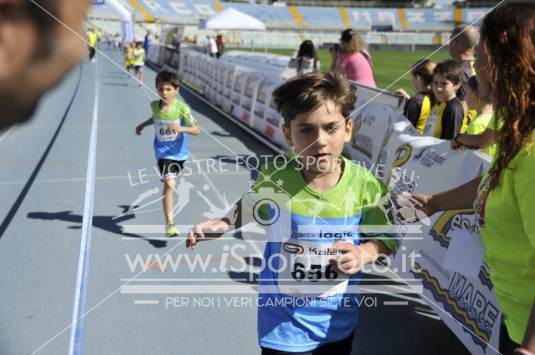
330;28;376;87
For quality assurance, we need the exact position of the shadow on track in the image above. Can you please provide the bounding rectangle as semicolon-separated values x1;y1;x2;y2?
27;205;167;248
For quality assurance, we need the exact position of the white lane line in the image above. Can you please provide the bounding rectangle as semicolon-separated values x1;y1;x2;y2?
68;61;100;355
133;300;160;305
0;125;16;143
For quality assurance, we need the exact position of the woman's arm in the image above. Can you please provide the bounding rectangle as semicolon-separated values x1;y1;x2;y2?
457;128;495;149
411;176;482;217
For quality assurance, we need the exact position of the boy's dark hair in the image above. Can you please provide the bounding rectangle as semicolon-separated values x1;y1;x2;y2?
466;75;478;93
272;71;356;125
433;59;462;85
411;59;436;87
156;71;180;88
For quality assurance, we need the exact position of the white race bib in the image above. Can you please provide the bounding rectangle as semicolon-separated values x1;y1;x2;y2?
155;119;179;142
277;240;349;297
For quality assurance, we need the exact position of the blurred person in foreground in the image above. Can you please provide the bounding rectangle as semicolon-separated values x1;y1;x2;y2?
409;4;535;355
0;0;91;131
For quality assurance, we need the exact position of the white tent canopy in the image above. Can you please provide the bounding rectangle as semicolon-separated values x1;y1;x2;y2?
201;8;266;31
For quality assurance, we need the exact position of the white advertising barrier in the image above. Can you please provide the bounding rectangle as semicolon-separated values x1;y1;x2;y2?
181;49;198;86
215;62;235;108
374;118;422;183
198;54;209;90
229;67;254;119
223;65;240;115
221;51;296;79
251;77;271;134
214;61;229;107
147;45;163;68
352;82;404;111
341;94;500;354
201;55;218;101
190;52;204;88
235;71;267;127
345;104;405;169
178;48;188;79
221;64;239;113
249;75;289;150
379;134;499;355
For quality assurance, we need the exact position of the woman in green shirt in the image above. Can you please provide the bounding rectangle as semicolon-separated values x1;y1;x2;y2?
411;3;535;355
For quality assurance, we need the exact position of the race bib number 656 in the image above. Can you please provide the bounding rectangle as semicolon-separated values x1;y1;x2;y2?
277;240;349;297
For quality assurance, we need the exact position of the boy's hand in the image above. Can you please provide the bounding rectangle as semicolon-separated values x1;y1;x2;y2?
394;88;410;100
169;123;182;133
330;241;364;275
187;220;229;249
135;125;143;135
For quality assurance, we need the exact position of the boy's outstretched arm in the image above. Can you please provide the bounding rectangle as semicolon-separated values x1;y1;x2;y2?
176;123;201;136
135;117;153;135
187;199;243;249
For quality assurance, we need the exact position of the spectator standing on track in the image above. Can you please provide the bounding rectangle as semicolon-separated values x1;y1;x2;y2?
87;27;97;63
206;36;218;57
0;0;92;130
132;41;146;84
143;30;152;53
288;40;319;76
124;43;134;75
215;34;224;58
330;28;376;87
410;4;535;355
135;71;200;238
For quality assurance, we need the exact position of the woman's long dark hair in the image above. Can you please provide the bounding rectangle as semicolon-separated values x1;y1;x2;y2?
481;3;535;189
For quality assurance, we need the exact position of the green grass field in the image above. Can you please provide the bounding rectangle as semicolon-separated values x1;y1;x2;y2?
227;48;449;95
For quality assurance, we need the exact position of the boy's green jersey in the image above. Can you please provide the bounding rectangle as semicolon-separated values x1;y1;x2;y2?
245;156;397;352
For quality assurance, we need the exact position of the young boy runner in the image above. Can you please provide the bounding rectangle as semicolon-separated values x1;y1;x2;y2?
135;71;200;237
416;60;465;140
124;43;134;75
187;72;398;354
132;41;146;84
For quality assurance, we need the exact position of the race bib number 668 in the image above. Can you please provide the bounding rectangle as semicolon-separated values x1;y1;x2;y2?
155;120;179;142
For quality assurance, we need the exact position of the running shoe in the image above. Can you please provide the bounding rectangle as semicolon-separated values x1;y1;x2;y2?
166;224;179;238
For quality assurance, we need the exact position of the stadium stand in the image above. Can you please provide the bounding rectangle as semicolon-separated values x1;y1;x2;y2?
89;0;489;31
